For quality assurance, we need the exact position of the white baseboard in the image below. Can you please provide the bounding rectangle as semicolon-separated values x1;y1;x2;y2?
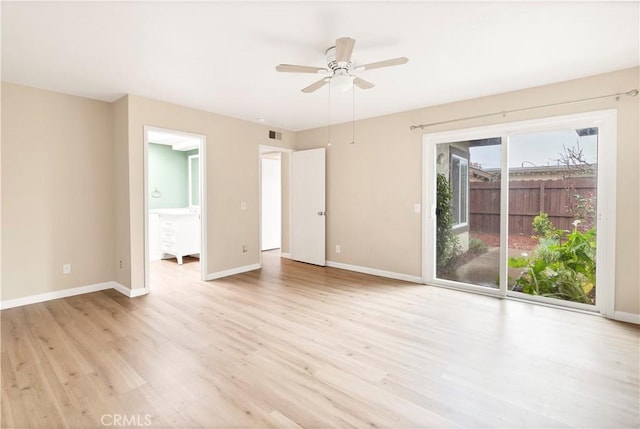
611;310;640;325
1;281;150;310
111;282;131;297
111;282;149;298
130;287;150;298
326;261;422;284
0;282;114;310
280;253;291;259
206;263;261;281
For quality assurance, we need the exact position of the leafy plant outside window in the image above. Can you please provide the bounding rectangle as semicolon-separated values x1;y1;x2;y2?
436;173;461;275
509;218;596;304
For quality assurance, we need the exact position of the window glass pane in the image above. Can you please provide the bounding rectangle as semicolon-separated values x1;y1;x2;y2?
436;138;501;288
507;128;598;305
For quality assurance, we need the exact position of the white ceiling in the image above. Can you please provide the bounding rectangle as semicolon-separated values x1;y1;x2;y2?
2;1;638;131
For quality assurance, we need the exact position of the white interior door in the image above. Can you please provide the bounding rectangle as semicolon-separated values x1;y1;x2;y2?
291;148;326;266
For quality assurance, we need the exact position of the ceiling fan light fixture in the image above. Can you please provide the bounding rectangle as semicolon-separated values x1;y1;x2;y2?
331;73;354;92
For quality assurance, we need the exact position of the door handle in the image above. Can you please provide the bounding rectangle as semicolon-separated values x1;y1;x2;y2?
317;211;326;216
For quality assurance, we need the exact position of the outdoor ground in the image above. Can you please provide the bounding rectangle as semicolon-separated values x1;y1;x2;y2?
472;233;537;250
440;234;534;288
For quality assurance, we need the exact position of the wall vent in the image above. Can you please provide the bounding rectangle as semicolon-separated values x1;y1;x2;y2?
268;130;282;140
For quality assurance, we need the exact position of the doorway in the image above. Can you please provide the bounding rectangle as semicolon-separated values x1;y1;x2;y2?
423;110;617;316
144;126;207;289
261;152;281;251
259;145;292;263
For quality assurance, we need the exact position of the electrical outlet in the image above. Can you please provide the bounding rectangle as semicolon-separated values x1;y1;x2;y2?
119;260;123;269
335;244;341;254
242;245;248;255
414;203;421;213
63;264;71;274
241;202;247;210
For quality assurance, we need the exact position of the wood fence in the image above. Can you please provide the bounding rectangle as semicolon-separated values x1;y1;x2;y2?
469;178;596;236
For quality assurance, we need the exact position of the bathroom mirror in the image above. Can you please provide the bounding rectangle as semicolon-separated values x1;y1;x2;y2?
188;154;200;207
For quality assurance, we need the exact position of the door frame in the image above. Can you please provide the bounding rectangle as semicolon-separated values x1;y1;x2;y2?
422;109;617;317
143;126;208;289
258;144;293;265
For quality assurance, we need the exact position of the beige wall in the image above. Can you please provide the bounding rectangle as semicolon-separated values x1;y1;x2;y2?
120;95;295;290
1;81;3;297
0;85;295;299
295;67;640;315
1;83;115;300
112;96;131;287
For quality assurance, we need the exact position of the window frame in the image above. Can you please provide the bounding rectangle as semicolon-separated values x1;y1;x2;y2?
449;151;469;230
422;109;617;318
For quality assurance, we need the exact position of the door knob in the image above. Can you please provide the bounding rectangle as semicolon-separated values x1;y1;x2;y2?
317;211;326;216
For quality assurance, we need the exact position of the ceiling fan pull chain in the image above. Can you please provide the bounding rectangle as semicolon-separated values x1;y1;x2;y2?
327;82;332;146
351;80;356;144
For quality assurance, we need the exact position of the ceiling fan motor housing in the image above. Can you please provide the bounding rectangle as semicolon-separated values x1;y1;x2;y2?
326;46;352;75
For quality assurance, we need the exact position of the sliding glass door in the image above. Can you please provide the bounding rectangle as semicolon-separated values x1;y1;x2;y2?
433;138;506;294
423;111;616;315
506;128;598;309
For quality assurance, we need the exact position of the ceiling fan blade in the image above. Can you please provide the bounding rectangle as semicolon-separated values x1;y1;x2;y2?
353;77;375;90
301;78;330;93
276;64;327;74
335;37;356;63
357;57;409;71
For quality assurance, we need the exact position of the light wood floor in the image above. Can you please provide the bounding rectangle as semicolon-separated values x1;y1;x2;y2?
2;252;639;428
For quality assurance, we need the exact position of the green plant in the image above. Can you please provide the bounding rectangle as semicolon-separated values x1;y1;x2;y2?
535;236;561;263
468;237;488;255
532;212;560;239
436;173;461;274
509;220;596;304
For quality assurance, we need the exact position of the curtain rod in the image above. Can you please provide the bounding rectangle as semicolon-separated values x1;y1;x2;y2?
409;89;639;130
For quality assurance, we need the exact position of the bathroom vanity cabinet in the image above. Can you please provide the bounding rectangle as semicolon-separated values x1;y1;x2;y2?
158;212;200;265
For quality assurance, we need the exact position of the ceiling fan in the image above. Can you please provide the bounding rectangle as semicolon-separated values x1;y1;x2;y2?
276;37;409;93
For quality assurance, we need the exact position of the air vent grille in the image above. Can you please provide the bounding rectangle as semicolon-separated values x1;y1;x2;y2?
268;130;282;140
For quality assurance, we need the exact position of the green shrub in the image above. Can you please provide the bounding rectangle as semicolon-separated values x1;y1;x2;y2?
532;213;560;239
535;236;561;263
436;173;461;274
509;220;596;304
468;238;488;255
